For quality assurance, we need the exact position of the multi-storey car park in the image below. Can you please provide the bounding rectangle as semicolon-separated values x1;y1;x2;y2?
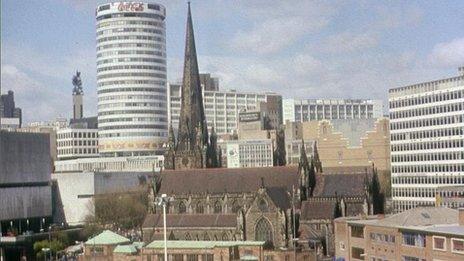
389;67;464;213
96;2;168;157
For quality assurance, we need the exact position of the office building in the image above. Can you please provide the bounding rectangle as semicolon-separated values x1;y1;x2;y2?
0;118;20;130
96;2;168;157
335;207;464;261
56;128;99;160
389;68;464;212
0;90;22;128
218;139;274;168
168;84;282;136
283;98;383;123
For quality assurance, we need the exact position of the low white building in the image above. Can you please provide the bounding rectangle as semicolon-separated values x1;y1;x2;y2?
56;128;99;160
54;155;164;173
53;171;153;225
218;139;274;168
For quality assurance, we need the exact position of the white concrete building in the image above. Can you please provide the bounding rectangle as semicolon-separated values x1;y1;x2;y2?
283;98;383;123
56;128;99;160
218;139;274;168
96;2;168;157
168;83;282;135
54;155;164;173
389;67;464;213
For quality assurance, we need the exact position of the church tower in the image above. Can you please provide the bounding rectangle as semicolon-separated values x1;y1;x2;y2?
165;3;209;169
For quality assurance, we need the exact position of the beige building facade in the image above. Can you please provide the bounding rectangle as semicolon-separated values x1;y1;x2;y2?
334;207;464;261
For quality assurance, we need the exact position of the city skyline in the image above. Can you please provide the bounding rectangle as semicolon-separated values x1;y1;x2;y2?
2;0;464;123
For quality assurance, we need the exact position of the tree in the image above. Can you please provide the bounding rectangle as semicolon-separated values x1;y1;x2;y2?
33;239;65;260
370;168;384;214
87;187;149;232
308;159;316;197
333;200;342;219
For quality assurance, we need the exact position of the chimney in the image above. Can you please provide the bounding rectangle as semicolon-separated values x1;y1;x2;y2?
459;208;464;226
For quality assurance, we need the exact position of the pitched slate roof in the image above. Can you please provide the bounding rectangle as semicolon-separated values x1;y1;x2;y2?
322;166;372;175
143;214;237;229
313;173;367;197
375;207;458;227
158;166;299;195
266;187;292;210
300;200;336;220
85;230;130;245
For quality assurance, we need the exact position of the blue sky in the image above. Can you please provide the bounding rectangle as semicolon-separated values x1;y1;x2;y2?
2;0;464;123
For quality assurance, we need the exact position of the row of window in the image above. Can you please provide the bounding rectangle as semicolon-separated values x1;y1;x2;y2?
98;80;165;88
97;34;164;44
57;132;97;139
97;49;165;58
392;164;464;173
390;114;463;130
390;127;463;141
390;102;463;119
58;140;97;147
98;124;167;131
392;151;464;162
97;72;166;80
392;187;436;198
389;89;464;109
97;64;166;73
370;233;395;243
96;13;164;21
391;139;464;152
98;94;166;101
99;131;167;138
393;201;434;212
97;27;164;36
392;175;464;185
97;56;166;65
58;148;98;156
97;19;164;29
98;102;166;109
98;117;167;123
98;109;166;116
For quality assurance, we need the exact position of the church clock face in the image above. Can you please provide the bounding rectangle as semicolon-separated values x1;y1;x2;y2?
182;157;189;165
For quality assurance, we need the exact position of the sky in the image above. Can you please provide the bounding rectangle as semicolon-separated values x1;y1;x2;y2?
2;0;464;124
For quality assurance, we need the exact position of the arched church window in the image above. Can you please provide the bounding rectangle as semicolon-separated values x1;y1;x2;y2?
258;199;269;212
222;233;229;241
196;202;204;213
214;201;222;213
185;233;191;240
179;201;186;213
255;218;273;248
203;233;210;240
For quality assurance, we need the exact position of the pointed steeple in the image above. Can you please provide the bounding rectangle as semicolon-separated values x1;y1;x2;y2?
177;2;208;151
168;124;176;148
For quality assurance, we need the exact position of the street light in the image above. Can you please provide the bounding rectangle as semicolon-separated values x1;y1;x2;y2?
156;194;173;261
41;248;50;261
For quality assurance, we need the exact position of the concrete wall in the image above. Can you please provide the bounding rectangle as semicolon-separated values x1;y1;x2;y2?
53;171;152;225
0;186;52;220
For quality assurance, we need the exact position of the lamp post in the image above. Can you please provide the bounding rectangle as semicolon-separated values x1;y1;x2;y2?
156;194;173;261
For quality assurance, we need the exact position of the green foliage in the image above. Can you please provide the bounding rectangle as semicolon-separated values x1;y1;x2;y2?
33;239;65;260
89;188;148;231
370;169;385;214
333;200;342;219
308;159;316;197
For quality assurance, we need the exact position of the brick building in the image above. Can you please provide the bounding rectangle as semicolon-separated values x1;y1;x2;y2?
334;207;464;261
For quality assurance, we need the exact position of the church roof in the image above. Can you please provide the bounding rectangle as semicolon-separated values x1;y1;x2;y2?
300;200;336;220
143;213;237;229
266;187;292;210
158;166;299;195
313;173;368;197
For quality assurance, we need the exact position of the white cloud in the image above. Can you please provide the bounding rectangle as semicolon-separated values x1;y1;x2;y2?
428;37;464;68
317;32;378;54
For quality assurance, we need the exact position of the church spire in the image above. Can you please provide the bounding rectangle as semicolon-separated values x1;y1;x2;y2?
177;2;208;151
